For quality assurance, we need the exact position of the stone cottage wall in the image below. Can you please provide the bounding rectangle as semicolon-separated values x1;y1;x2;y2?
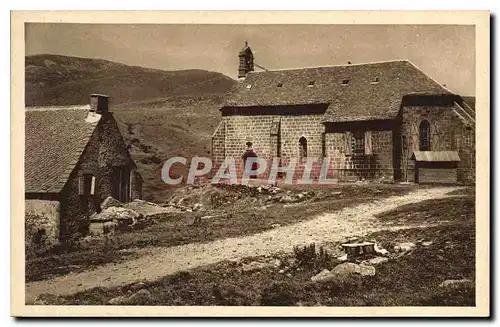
59;113;141;241
25;200;60;250
401;105;475;183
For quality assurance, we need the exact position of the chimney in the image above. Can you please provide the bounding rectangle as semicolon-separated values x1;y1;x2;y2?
90;94;109;114
238;41;254;79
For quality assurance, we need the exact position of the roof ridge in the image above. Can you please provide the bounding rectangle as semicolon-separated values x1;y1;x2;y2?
26;104;91;111
249;59;410;74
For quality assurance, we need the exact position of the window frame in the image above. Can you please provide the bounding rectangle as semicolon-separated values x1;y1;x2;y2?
419;120;431;151
299;136;308;163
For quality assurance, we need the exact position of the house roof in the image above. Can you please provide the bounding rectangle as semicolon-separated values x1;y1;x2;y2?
25;105;101;193
412;151;460;162
222;60;452;122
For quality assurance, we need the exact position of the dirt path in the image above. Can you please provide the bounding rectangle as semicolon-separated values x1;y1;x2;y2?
25;186;460;302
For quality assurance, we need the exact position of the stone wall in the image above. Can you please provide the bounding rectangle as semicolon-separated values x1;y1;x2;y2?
25;200;60;249
59;113;142;241
401;105;475;183
211;121;226;173
212;106;397;182
213;102;475;184
216;112;325;178
213;105;328;179
324;120;396;181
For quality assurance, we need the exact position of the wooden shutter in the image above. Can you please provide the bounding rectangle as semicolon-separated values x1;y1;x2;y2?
364;131;373;155
90;176;96;195
345;132;352;156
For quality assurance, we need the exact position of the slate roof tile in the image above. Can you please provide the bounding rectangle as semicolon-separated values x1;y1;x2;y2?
222;60;452;122
25;105;100;193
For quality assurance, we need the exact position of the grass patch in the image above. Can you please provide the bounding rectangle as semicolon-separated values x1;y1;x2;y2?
446;186;475;197
40;195;475;306
375;196;474;225
26;246;139;283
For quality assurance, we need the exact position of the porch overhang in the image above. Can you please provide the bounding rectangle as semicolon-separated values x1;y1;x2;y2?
411;151;460;162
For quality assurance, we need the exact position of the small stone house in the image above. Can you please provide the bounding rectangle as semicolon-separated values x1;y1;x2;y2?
25;94;142;245
212;43;475;184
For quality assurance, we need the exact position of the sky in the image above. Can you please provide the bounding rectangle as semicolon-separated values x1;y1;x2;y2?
25;24;475;96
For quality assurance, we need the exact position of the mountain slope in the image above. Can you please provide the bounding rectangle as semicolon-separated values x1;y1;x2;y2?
25;54;235;106
26;54;236;202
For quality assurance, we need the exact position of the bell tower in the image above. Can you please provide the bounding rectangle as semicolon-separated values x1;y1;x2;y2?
238;41;254;79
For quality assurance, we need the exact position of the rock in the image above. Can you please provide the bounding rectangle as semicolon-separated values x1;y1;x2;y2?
279;195;295;203
394;242;416;253
128;289;153;304
374;244;389;255
241;261;271;273
271;223;281;229
101;196;123;210
422;241;434;247
366;256;389;265
129;282;146;292
93;207;141;221
274;259;281;267
311;269;335;283
337;254;348;262
125;199;181;216
278;269;285;274
358;264;376;276
108;295;130;305
331;262;376;277
438;279;473;290
270;187;281;194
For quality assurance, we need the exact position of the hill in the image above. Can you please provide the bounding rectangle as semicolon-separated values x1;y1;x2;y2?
26;54;237;202
113;96;226;202
26;54;235;106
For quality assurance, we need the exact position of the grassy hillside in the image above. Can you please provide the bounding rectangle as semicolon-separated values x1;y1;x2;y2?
26;54;236;202
113;96;224;202
25;54;235;106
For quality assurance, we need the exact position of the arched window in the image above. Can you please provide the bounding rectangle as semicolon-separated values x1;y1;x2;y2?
299;137;308;162
419;120;431;151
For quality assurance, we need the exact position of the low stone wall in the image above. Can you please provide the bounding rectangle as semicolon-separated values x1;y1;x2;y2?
25;200;60;250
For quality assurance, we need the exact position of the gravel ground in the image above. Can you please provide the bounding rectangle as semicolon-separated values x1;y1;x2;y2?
25;186;461;303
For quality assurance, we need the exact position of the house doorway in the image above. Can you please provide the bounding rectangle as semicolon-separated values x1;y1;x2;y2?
112;166;131;202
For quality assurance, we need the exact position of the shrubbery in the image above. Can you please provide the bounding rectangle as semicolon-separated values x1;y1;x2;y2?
293;243;333;268
260;281;296;306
